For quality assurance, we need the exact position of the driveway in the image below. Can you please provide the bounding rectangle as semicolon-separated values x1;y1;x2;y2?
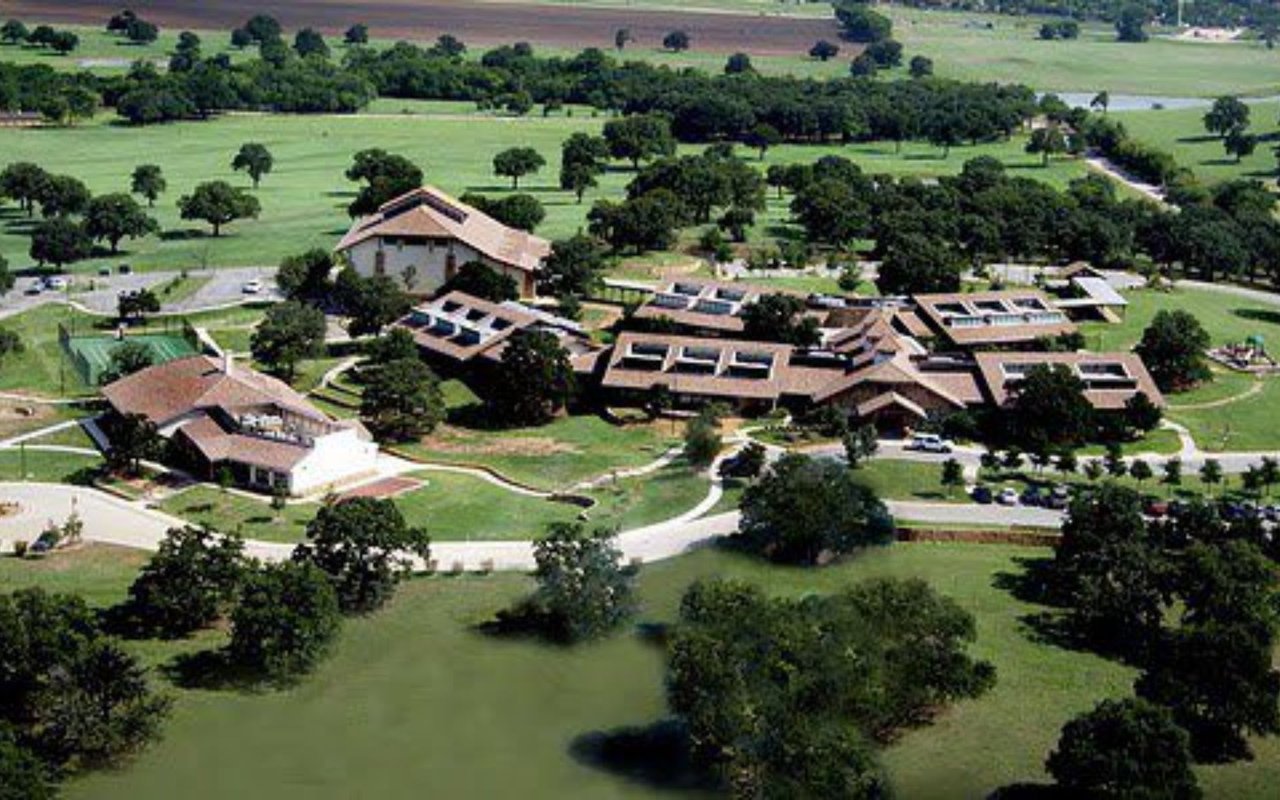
1;267;280;320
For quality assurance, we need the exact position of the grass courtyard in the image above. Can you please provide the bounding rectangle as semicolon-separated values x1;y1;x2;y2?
0;542;1265;799
1112;100;1280;186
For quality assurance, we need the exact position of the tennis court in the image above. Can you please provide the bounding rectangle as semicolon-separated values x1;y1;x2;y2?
65;333;198;385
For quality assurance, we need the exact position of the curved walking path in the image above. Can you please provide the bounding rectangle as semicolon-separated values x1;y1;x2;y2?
1166;379;1263;410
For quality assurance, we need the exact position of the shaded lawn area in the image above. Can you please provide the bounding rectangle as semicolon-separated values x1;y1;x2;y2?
0;541;1267;799
0;448;102;482
1076;426;1182;457
1167;378;1280;453
1165;366;1259;408
24;421;97;449
394;472;580;541
585;463;712;531
396;385;679;490
851;458;962;502
155;486;314;544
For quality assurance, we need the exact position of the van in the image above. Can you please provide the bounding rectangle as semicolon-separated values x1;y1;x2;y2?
905;433;954;454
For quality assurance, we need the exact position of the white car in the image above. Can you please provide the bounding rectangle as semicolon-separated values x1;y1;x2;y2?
242;279;264;294
43;275;70;291
996;487;1020;506
905;433;954;454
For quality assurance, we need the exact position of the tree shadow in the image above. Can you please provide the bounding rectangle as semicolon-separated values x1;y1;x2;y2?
1232;308;1280;327
987;782;1067;799
568;719;718;793
991;555;1060;606
1176;134;1220;144
159;228;209;241
162;648;271;692
1199;158;1239;167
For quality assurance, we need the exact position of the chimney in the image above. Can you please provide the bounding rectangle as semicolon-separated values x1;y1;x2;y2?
222;350;234;376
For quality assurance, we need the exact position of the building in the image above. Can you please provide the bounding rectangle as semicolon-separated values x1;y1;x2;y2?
972;351;1164;410
101;355;378;496
395;291;603;380
913;289;1078;348
335;186;550;298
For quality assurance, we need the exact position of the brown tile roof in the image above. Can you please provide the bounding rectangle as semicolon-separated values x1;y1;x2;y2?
335;186;550;272
913;289;1077;346
601;332;809;402
631;278;807;335
102;355;327;428
856;391;929;420
973;351;1165;410
811;354;971;409
176;416;312;472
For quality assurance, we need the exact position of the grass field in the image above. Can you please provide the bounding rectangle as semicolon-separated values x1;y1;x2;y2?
0;104;1093;274
1113;100;1280;185
0;447;102;481
7;542;1263;799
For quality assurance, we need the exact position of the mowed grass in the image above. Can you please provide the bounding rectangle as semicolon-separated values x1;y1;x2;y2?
1168;379;1280;453
1113;100;1280;185
1079;286;1280;352
30;541;1272;799
0;447;102;481
0;103;1095;274
889;7;1280;97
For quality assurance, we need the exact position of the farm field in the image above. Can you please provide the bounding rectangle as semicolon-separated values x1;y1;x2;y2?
0;106;1090;274
1;542;1261;799
1112;100;1280;185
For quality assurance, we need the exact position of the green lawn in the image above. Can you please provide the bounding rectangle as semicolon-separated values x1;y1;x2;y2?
20;541;1267;799
1168;378;1280;453
0;447;102;482
1113;100;1280;186
585;462;713;530
23;420;97;449
889;7;1280;97
0;103;1097;274
1080;286;1280;352
852;458;961;502
155;485;314;543
394;472;581;541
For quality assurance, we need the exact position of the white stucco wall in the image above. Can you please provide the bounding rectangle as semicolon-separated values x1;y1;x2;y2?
288;427;379;495
343;237;536;297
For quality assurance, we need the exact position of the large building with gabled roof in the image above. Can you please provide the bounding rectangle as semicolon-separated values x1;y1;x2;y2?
335;186;551;298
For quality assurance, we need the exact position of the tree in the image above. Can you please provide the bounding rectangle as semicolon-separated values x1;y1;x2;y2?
441;260;518;302
835;3;893;43
293;27;329;58
1053;484;1167;653
101;411;161;476
334;269;410;336
539;233;607;298
603;114;675;169
1204;96;1250;138
849;52;878;78
250;301;325;381
510;523;637;643
877;233;963;295
1163;456;1183;492
741;293;820;346
0;20;29;45
294;497;430;614
242;14;282;44
1199;458;1223;495
724;52;753;74
466;192;544;232
125;18;158;45
1115;5;1149;42
230;27;253;49
1136;309;1211;391
843;424;878;468
360;357;445;442
488;146;545;190
684;407;723;468
0;727;53;800
809;39;839;61
941;458;965;497
489;331;575;426
177;180;260;236
662;30;690;52
432;33;466;58
909;54;934;78
736;454;894;565
613;28;632;50
48;31;79;55
100;339;153;384
1026;125;1068;166
1091;91;1111;113
30;217;90;268
130;164;165;207
229;561;341;682
276;248;334;303
1224;127;1257;162
344;23;369;45
1125;392;1163;434
1176;540;1278;631
0;162;49;216
743;123;781;160
84;193;157;253
1046;698;1200;800
231;143;273;189
1008;364;1095;450
344;149;423;216
1130;458;1154;487
0;259;13;298
1104;441;1128;478
124;526;247;637
34;174;90;217
116;288;159;323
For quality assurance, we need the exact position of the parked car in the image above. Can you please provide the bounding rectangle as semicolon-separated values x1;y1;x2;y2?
905;433;954;454
718;453;758;479
1144;499;1169;518
1263;505;1280;523
996;487;1019;506
117;263;132;274
971;484;993;504
1044;484;1071;510
1221;501;1245;521
242;278;264;294
24;282;42;295
43;275;70;290
1019;487;1043;507
98;265;112;276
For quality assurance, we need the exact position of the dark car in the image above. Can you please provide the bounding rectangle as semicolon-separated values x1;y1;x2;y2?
1044;484;1071;510
971;484;993;504
718;454;755;479
1019;487;1043;507
1144;499;1169;518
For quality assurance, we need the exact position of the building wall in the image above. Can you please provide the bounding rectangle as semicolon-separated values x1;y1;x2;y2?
344;237;536;297
289;427;379;496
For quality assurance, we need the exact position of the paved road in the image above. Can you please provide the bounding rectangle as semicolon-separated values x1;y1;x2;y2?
1;267;280;320
0;481;1060;571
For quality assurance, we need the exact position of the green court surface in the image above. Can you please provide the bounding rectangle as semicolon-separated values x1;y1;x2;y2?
64;333;197;385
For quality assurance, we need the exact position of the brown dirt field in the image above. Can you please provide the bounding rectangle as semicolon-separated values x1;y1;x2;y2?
0;400;59;439
339;475;422;499
419;426;579;456
7;0;840;56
